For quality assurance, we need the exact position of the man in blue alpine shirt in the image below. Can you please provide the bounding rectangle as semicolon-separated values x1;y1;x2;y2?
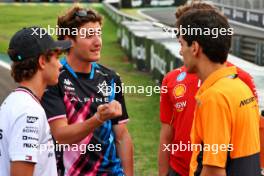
41;5;133;176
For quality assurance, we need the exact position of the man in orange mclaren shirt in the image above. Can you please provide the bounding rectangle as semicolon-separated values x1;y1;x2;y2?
177;7;260;176
158;2;260;176
261;110;264;175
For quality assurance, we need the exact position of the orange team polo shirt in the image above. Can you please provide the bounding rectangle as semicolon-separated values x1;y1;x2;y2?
189;66;260;176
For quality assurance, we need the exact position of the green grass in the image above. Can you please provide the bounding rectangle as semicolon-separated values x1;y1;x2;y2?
99;7;160;176
0;3;160;175
0;3;72;51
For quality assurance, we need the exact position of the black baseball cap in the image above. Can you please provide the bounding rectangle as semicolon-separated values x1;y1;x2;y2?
8;26;72;62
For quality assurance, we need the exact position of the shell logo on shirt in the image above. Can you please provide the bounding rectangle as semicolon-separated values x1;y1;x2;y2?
173;84;186;98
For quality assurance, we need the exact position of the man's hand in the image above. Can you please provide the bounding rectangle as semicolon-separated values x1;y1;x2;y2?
49;100;122;144
97;100;122;121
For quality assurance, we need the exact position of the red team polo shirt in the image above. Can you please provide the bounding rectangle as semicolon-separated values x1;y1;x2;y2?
160;63;257;176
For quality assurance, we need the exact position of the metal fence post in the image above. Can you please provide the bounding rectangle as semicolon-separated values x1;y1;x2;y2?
255;42;264;66
232;35;241;57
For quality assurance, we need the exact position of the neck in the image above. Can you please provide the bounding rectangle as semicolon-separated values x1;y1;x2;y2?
67;52;92;74
19;73;46;99
197;59;226;82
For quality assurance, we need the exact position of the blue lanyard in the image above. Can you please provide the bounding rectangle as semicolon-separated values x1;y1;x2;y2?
60;58;99;80
60;58;115;101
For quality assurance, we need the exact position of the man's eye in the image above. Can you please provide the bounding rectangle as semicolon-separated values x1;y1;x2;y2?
86;35;93;38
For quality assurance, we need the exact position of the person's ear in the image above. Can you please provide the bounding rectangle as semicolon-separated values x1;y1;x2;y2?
38;55;46;70
192;41;200;57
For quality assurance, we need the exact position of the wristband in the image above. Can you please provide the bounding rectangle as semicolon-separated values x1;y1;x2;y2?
95;113;104;123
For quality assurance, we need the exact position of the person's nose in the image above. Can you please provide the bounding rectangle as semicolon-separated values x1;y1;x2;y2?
93;35;102;47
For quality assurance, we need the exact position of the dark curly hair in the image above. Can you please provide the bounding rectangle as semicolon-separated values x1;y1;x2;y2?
8;50;54;83
57;5;103;40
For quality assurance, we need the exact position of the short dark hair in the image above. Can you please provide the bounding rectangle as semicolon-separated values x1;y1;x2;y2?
57;5;103;40
176;9;232;64
9;50;54;83
175;2;216;19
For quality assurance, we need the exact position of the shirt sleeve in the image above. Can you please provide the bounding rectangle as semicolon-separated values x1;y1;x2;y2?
8;107;44;163
160;75;173;124
195;92;231;168
41;85;66;122
111;75;129;125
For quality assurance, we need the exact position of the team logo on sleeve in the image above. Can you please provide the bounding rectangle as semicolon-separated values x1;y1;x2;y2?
176;72;187;82
25;155;33;161
175;101;187;112
26;116;38;123
22;127;39;134
64;79;75;91
64;79;73;86
97;81;111;97
173;84;186;98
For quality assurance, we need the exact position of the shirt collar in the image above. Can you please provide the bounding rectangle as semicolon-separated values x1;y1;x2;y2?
196;66;237;98
15;86;41;104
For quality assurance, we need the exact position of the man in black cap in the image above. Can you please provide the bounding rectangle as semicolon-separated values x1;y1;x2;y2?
0;26;71;176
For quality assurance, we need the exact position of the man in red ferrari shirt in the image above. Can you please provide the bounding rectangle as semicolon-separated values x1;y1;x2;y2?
158;2;258;176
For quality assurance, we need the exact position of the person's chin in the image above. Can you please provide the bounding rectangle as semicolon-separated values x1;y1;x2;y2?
48;80;58;86
88;55;100;62
88;58;99;62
